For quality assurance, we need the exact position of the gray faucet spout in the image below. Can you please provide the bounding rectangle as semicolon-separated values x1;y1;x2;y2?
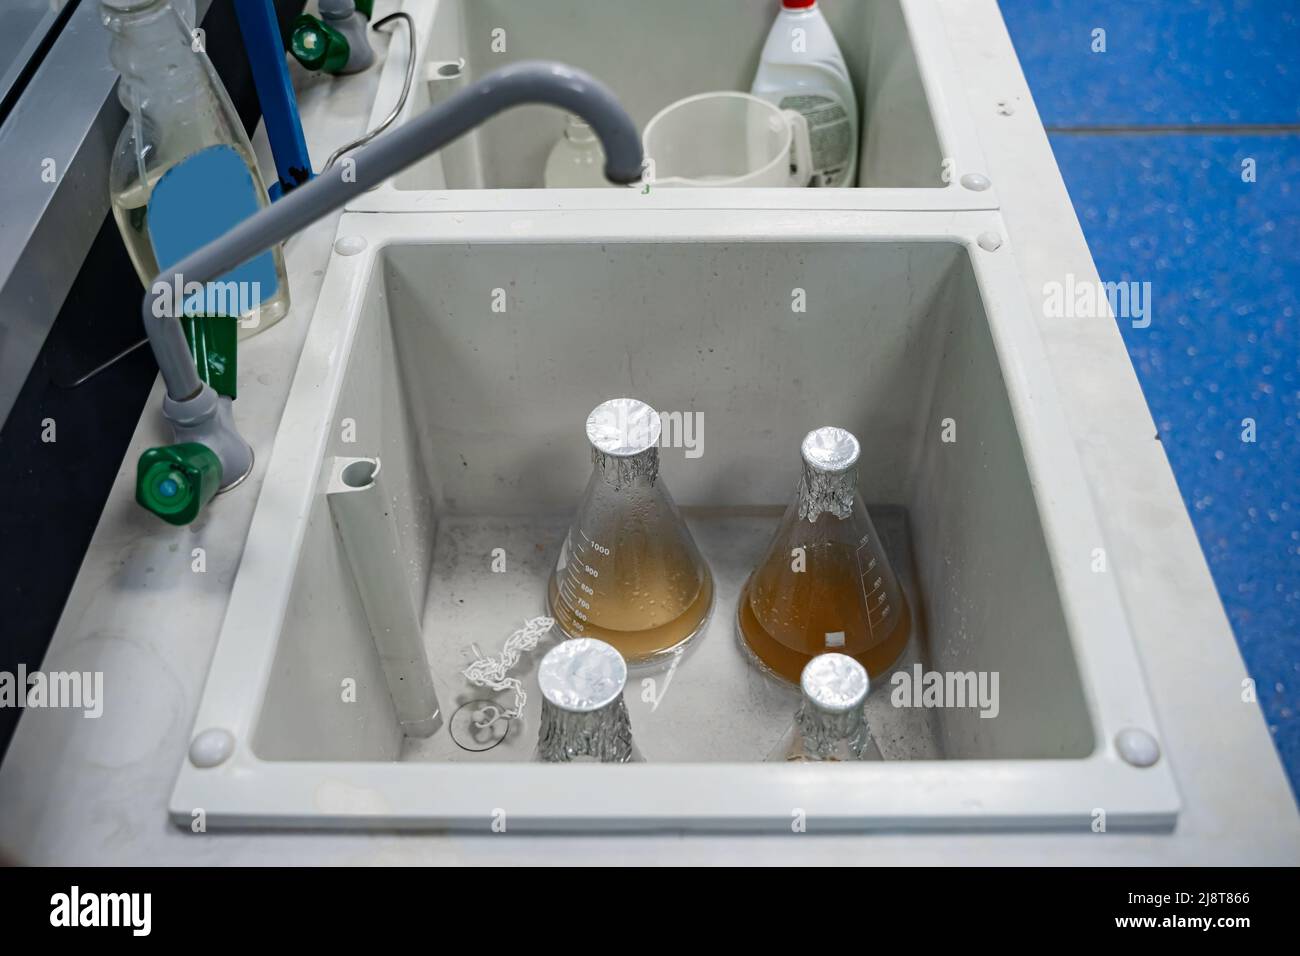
140;61;643;491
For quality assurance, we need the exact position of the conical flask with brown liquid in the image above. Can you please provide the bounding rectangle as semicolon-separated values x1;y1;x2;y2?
738;426;911;683
548;398;713;665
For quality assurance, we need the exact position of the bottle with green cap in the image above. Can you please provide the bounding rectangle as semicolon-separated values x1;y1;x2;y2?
136;443;223;526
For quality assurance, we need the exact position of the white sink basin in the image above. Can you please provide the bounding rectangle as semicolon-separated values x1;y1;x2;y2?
348;0;996;211
170;210;1179;830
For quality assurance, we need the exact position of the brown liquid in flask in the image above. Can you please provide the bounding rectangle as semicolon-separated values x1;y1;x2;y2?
738;426;911;683
547;398;713;665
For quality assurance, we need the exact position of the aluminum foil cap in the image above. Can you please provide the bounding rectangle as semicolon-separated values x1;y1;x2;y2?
586;398;660;486
801;426;860;473
538;638;628;713
587;398;661;455
800;653;870;714
798;426;860;520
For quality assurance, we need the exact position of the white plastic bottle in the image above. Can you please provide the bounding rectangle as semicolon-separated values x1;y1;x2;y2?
104;0;290;337
751;0;859;188
543;115;611;188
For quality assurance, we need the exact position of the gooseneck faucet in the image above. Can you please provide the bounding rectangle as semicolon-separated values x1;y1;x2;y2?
135;61;644;524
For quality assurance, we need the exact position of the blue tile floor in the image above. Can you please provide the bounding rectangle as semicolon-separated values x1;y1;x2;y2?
1000;0;1300;127
1000;1;1300;800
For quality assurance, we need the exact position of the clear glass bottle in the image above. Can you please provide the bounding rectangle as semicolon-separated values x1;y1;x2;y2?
738;426;911;683
768;653;883;761
104;0;290;338
547;398;713;665
543;114;610;188
534;638;642;763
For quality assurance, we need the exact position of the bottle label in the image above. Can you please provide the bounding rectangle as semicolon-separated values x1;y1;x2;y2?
147;144;279;318
779;93;852;187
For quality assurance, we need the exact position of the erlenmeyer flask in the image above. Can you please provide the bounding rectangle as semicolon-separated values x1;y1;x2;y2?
547;398;714;665
767;653;883;762
738;426;911;683
534;638;643;763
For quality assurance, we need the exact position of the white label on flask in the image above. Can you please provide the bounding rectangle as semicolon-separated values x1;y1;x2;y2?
825;631;846;648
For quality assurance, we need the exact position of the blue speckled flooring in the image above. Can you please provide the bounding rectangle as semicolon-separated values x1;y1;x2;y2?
1000;0;1300;127
999;1;1299;799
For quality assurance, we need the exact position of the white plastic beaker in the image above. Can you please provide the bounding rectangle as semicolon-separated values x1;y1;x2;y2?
642;91;813;188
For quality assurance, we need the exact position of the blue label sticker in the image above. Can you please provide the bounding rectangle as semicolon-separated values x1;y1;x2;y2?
147;145;278;317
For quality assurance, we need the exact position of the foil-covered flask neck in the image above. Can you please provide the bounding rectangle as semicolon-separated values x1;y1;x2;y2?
794;702;871;756
587;397;661;487
797;426;860;521
535;638;639;763
793;653;873;758
592;445;659;487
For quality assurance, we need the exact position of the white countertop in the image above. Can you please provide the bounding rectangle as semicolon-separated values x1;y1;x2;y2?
1;0;1296;865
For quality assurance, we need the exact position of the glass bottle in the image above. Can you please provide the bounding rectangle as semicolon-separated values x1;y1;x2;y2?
768;653;883;761
738;426;911;683
543;114;610;188
534;638;642;763
104;0;290;338
547;398;713;665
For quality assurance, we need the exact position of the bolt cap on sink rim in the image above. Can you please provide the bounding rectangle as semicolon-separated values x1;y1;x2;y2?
189;728;236;768
1115;728;1161;767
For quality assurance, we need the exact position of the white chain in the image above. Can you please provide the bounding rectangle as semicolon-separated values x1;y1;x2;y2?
462;616;555;723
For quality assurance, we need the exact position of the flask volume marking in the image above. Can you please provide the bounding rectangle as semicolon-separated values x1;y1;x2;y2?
558;532;609;633
855;534;891;639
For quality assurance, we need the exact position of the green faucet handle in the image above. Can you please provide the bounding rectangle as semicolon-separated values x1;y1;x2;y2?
289;14;351;75
136;443;223;526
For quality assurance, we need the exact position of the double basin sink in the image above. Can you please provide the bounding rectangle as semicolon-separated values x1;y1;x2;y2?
169;0;1179;830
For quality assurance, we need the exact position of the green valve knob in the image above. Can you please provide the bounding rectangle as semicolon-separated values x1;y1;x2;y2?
136;443;223;526
289;14;351;75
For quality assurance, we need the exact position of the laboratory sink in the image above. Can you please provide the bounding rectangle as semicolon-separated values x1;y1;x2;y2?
170;209;1179;831
348;0;996;211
